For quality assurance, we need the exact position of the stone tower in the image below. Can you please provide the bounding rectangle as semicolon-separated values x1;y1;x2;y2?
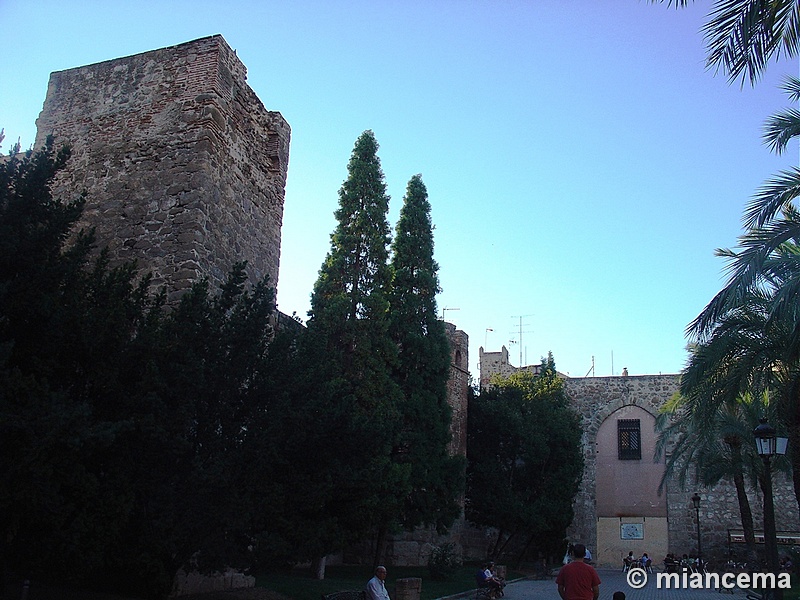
445;322;470;458
35;35;290;295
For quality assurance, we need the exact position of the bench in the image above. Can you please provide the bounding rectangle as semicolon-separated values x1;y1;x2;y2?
474;586;497;600
322;591;367;600
746;591;774;600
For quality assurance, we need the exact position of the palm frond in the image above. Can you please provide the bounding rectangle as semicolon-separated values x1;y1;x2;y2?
703;0;799;85
763;107;800;155
746;166;800;228
780;74;800;101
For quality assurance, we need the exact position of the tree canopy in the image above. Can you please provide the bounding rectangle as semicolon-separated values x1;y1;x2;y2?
388;174;465;539
0;138;288;597
466;356;583;562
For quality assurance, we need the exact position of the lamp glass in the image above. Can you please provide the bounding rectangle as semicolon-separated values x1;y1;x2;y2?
756;436;776;456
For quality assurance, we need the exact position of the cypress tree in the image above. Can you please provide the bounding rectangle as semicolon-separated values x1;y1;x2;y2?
388;174;464;536
300;131;406;569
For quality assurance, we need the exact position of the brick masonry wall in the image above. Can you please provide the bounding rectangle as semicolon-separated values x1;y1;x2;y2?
35;35;290;295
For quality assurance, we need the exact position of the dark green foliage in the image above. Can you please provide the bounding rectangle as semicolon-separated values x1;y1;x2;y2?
427;543;461;580
301;131;405;562
0;138;159;590
0;138;284;597
465;357;583;561
388;174;464;535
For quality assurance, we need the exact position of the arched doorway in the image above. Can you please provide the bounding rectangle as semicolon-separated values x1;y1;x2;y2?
595;405;668;568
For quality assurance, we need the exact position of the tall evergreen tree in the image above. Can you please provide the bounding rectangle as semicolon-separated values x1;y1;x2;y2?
300;131;406;571
388;175;464;540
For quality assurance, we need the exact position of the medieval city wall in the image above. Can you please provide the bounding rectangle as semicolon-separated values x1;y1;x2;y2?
33;34;800;575
664;457;800;565
35;35;290;295
564;374;680;565
564;374;799;567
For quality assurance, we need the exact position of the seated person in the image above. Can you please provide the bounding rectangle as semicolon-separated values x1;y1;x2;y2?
486;563;505;590
476;563;502;596
366;566;390;600
623;553;633;570
663;553;679;573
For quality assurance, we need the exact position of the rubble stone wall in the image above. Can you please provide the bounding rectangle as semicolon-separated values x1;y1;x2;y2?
564;374;799;567
563;373;680;562
445;323;470;458
35;35;290;296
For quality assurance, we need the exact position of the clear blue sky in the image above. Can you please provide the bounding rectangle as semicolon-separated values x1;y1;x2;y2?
1;1;796;379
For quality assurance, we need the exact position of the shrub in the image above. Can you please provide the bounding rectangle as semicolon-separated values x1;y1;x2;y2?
428;543;461;581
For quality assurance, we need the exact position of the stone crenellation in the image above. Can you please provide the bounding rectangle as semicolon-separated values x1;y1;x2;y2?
35;35;290;296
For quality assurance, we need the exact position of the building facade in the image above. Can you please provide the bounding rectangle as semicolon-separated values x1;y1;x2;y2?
479;348;800;568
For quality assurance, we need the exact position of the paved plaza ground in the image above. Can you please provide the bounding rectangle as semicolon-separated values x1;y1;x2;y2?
497;569;760;600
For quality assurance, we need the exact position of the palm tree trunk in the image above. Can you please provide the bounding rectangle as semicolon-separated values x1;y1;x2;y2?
515;532;537;567
733;470;758;563
312;556;327;580
494;530;518;559
489;529;506;559
790;381;800;517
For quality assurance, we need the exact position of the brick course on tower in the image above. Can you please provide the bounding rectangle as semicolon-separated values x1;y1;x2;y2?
35;35;290;296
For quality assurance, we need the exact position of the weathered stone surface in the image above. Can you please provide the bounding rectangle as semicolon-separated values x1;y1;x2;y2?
479;354;800;568
445;323;469;459
172;568;255;597
35;35;290;296
394;578;421;600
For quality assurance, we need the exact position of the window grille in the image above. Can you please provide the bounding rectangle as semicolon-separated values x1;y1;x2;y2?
618;419;641;460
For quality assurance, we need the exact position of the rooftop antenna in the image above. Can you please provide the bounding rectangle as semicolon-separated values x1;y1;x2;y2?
510;314;533;367
585;356;595;377
441;307;460;321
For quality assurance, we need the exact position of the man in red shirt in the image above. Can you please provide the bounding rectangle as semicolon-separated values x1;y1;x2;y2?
556;543;601;600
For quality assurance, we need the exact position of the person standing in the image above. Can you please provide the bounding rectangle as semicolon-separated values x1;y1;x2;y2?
556;543;601;600
366;566;390;600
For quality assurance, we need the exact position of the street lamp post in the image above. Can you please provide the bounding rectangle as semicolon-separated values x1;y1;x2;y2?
754;418;789;600
692;493;703;571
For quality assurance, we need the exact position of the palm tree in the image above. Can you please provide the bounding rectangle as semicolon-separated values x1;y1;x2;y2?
655;1;800;84
655;391;786;563
653;1;800;539
684;278;800;512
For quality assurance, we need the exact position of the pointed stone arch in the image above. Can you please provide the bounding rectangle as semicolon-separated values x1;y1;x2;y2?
563;374;680;566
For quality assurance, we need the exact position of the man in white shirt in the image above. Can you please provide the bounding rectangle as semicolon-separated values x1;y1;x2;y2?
366;566;390;600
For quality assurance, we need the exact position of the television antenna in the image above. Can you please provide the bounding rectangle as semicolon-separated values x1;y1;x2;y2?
441;307;460;321
510;314;533;367
585;356;595;377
